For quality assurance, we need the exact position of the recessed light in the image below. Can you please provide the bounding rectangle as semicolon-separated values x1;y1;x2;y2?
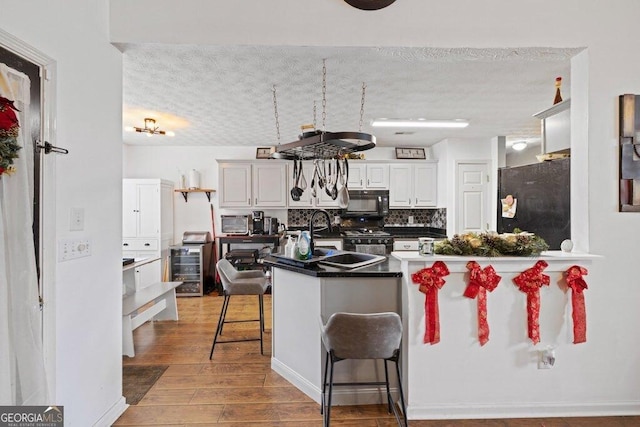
371;119;469;128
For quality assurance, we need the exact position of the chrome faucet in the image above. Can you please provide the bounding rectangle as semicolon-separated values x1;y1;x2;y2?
309;209;333;255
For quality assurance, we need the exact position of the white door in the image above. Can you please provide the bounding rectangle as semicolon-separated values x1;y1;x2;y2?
288;162;315;208
122;181;138;237
347;163;366;189
389;164;413;207
137;183;160;237
457;162;489;233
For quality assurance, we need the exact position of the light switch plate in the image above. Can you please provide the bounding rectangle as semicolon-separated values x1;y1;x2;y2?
58;237;91;262
70;207;84;231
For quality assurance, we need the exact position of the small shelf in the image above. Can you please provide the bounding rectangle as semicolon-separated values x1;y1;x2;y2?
175;188;215;202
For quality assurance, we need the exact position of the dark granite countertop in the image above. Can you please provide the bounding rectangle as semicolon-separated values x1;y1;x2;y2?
263;255;403;278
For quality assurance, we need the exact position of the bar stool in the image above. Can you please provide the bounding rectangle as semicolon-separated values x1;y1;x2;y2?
209;259;268;359
320;312;407;427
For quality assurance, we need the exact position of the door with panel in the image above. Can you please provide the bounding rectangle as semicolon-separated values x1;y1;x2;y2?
219;162;252;208
253;162;287;207
414;163;437;207
389;164;413;207
456;162;490;233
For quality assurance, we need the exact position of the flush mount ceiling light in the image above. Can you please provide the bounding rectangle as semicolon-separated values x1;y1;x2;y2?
512;141;528;151
125;118;175;137
370;119;469;129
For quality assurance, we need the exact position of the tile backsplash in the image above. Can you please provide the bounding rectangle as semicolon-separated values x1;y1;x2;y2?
287;208;446;228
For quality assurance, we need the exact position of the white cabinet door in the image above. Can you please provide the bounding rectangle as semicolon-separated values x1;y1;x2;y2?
389;164;413;207
414;163;437;207
253;163;287;207
366;164;389;189
219;163;252;208
316;186;340;207
123;182;159;238
135;258;161;290
347;163;366;189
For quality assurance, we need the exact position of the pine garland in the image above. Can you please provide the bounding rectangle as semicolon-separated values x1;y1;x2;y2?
434;230;549;257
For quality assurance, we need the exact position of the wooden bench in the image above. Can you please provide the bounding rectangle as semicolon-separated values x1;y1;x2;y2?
122;281;182;357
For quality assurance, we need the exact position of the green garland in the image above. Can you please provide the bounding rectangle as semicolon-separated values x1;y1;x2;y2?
0;135;21;175
434;229;549;257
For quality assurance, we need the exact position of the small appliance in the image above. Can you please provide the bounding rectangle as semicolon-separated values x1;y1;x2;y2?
264;217;280;235
341;190;389;217
221;215;249;235
252;210;265;235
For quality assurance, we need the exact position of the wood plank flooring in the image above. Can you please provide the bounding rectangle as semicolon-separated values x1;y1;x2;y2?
115;294;640;426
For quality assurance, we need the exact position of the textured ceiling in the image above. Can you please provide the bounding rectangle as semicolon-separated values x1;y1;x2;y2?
119;44;581;149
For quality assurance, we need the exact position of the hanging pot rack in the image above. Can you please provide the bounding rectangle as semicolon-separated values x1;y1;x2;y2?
271;60;376;161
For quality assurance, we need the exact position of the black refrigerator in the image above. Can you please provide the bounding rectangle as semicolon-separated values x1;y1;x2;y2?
497;158;570;250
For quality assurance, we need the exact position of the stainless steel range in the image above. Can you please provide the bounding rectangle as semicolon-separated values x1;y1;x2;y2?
342;229;393;255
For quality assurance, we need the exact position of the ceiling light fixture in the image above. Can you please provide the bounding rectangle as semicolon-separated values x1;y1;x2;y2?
125;118;175;137
512;141;528;151
370;119;469;128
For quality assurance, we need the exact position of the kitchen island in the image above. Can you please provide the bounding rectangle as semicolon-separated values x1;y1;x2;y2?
263;256;403;406
392;250;601;420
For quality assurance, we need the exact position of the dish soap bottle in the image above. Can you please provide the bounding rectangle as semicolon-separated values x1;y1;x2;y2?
284;235;295;258
296;231;311;260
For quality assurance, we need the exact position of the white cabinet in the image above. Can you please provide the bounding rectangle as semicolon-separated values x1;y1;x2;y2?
286;161;339;208
389;162;437;208
219;161;287;208
347;163;389;189
123;179;174;260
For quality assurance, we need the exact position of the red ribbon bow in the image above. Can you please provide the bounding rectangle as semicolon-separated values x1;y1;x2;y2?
513;260;550;344
411;261;449;344
565;265;588;344
464;261;501;346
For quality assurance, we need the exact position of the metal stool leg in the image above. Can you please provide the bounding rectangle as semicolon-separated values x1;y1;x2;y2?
321;352;329;416
325;354;336;427
210;294;230;359
258;294;264;355
384;359;393;413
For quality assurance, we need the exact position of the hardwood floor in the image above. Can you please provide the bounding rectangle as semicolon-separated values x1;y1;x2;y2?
116;294;640;426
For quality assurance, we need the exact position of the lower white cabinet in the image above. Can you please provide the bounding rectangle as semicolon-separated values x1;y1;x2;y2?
389;162;437;208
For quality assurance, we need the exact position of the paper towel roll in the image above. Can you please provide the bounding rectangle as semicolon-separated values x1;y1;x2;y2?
188;169;200;189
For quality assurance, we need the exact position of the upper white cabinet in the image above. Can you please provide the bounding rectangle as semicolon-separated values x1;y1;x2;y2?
218;161;287;208
389;162;437;208
534;99;571;155
347;163;389;189
123;179;174;259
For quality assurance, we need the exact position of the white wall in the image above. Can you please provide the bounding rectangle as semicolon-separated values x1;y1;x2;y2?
115;0;640;418
0;1;124;425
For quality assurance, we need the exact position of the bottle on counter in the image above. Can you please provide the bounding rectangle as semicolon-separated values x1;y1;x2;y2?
284;235;295;258
296;231;311;260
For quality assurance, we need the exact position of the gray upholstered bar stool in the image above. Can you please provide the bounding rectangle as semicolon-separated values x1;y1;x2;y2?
209;259;269;359
320;312;407;427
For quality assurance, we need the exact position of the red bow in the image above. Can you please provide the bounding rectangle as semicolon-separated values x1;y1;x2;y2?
464;261;501;346
411;261;449;344
565;265;588;344
0;96;20;137
513;260;550;344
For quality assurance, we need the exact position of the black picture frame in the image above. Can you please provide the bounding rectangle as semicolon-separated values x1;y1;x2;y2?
395;147;426;159
256;147;274;159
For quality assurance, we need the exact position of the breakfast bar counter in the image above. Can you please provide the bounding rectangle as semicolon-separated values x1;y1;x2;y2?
266;255;403;406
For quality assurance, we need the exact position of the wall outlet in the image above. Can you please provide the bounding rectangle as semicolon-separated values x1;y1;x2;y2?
538;347;556;369
58;237;91;262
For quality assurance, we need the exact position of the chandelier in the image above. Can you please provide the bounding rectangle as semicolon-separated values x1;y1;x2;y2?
126;118;175;137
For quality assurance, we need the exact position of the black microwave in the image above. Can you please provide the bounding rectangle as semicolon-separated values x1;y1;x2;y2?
341;190;389;217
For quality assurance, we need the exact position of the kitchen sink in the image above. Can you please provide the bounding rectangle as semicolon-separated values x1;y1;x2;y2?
318;251;386;269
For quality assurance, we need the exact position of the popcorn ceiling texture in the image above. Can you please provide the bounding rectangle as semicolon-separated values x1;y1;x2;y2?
121;44;577;148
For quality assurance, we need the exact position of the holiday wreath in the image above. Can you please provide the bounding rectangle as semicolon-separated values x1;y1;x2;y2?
434;229;549;257
0;96;21;177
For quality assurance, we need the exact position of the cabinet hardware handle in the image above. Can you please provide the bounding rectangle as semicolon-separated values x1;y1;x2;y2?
360;179;363;186
255;198;257;205
416;198;418;204
144;243;150;246
367;179;370;186
123;243;129;246
248;198;250;205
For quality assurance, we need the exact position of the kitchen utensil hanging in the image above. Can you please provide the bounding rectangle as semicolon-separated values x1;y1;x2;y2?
271;61;375;160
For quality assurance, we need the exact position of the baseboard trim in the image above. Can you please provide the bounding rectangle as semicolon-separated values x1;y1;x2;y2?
93;396;128;427
270;356;401;407
408;401;640;420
